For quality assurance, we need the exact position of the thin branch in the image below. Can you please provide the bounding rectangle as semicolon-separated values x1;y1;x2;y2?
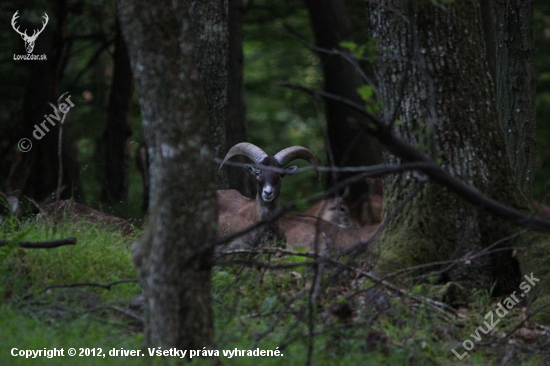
214;158;432;175
282;23;377;88
281;83;550;233
0;237;76;248
43;278;138;291
216;247;456;316
191;162;435;266
501;302;550;341
306;244;323;366
67;38;115;90
48;92;70;210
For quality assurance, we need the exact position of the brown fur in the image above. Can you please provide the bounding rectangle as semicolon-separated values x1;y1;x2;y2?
216;189;284;246
305;197;357;228
359;178;384;226
280;214;379;254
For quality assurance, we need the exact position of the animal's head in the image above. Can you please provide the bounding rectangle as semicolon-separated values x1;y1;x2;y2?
219;143;319;204
316;197;357;228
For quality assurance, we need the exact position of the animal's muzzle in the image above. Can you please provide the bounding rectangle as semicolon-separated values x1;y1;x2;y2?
262;189;274;202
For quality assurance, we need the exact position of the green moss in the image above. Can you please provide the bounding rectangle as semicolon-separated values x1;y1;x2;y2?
421;282;468;308
518;233;550;300
375;189;444;275
530;295;550;325
0;219;139;300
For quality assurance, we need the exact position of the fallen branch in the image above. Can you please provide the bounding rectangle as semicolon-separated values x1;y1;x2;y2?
43;278;138;291
0;237;77;248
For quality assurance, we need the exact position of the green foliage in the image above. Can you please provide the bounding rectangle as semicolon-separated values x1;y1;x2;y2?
243;8;325;208
357;84;374;102
1;219;548;365
0;307;142;366
357;84;381;115
340;41;367;59
0;219;139;300
339;39;378;63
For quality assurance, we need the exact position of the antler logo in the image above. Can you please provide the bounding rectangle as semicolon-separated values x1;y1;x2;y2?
11;11;49;54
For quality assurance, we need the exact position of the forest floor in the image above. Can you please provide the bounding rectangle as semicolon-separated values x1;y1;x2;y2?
1;216;549;365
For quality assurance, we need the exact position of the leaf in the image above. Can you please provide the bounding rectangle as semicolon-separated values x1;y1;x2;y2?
357;85;374;102
339;41;365;58
339;41;357;54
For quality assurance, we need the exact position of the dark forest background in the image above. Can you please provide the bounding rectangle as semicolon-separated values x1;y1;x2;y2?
2;0;547;218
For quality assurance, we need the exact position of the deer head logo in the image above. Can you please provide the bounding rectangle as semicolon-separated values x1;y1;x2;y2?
11;11;49;54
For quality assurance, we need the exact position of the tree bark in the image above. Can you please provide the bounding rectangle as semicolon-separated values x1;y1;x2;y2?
225;0;256;197
369;0;528;294
190;0;229;189
101;17;133;204
303;0;383;221
116;0;217;350
491;0;536;198
479;0;497;84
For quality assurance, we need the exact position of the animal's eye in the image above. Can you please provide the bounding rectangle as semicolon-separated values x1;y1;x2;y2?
255;170;260;176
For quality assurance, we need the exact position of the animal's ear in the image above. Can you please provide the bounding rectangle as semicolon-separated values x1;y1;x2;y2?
244;164;258;176
283;165;299;177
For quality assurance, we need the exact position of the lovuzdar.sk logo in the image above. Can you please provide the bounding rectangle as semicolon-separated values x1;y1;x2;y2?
12;10;48;61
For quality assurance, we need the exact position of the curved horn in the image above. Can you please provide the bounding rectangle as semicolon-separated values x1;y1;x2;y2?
274;146;320;180
219;142;268;171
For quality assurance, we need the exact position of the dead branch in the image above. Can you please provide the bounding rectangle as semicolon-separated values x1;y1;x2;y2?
67;38;115;90
43;278;138;291
216;247;456;317
281;83;550;234
48;92;70;211
0;237;76;248
307;242;324;366
504;302;550;339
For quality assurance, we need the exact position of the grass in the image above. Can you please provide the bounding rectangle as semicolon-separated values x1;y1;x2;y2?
1;217;549;365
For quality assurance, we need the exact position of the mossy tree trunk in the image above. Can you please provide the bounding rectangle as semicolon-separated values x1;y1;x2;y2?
117;0;218;350
369;0;530;295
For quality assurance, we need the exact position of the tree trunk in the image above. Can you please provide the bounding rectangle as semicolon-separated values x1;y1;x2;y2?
491;0;536;198
303;0;383;222
225;0;256;197
479;0;497;84
190;0;229;189
101;17;133;205
369;0;528;294
116;0;217;350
